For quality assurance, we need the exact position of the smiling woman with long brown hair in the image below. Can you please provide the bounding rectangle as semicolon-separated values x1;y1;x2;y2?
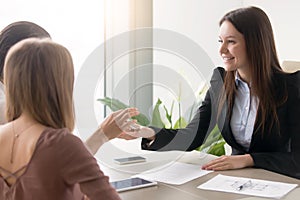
122;6;300;179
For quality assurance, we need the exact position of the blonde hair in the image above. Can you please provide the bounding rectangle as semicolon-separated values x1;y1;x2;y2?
4;38;75;131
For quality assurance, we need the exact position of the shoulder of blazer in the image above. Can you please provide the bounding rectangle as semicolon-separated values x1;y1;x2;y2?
273;70;300;100
273;71;300;89
285;70;300;88
208;67;226;103
273;70;300;85
211;67;226;83
286;71;300;99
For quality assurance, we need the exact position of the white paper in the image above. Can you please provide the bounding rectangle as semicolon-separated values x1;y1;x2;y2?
198;174;298;199
133;161;212;185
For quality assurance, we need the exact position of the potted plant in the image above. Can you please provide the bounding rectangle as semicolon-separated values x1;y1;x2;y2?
98;85;226;156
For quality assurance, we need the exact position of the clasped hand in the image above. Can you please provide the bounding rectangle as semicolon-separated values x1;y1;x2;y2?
100;107;155;140
117;121;155;140
100;107;140;140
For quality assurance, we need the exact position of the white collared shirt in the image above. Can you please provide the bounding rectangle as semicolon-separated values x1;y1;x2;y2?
230;72;259;152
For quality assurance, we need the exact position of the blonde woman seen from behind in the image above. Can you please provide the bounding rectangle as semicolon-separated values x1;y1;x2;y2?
0;38;137;199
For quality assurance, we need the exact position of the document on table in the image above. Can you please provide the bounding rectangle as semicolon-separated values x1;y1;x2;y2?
198;174;298;199
133;162;212;185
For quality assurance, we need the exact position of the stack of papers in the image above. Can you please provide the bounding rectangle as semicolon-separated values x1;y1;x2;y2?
198;174;298;199
134;162;212;185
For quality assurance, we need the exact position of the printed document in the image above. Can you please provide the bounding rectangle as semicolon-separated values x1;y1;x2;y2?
198;174;297;199
134;161;212;185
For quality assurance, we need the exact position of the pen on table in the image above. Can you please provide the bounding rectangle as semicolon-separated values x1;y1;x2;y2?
236;180;252;191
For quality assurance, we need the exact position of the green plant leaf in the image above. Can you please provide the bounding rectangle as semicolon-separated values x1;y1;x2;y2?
173;117;187;129
97;97;128;111
163;104;172;127
97;97;150;126
150;99;165;128
197;124;223;151
97;85;227;157
131;114;150;126
206;141;226;156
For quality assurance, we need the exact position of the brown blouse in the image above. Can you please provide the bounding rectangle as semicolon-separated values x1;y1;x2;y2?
0;128;121;200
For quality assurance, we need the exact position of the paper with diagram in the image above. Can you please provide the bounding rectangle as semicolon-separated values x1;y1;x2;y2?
198;174;297;199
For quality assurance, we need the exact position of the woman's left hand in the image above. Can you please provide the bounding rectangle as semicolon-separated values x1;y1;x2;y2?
201;154;254;171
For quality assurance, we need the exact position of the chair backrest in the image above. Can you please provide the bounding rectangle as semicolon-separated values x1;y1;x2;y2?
281;60;300;73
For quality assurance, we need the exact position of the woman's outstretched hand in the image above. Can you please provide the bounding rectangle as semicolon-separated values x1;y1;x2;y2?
85;107;140;155
100;107;140;140
118;125;156;141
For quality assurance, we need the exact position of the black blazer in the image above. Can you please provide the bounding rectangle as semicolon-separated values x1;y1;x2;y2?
142;67;300;179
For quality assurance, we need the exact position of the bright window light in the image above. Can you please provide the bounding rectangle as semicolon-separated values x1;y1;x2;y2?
0;0;105;77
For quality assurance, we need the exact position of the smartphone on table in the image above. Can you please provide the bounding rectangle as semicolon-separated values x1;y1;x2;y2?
114;156;146;165
110;177;157;192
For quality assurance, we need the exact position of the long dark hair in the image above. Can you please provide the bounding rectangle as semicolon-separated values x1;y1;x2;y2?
0;21;50;81
219;6;287;134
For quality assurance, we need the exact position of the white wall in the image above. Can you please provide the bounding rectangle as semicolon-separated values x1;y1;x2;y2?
243;0;300;63
153;0;243;69
153;0;300;67
0;0;105;78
